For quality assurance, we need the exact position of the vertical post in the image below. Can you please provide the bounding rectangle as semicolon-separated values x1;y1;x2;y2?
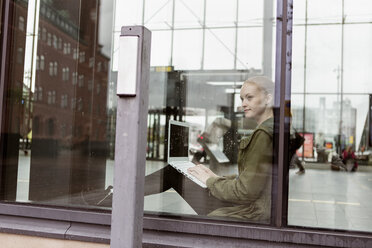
263;0;274;78
110;26;151;248
273;0;293;227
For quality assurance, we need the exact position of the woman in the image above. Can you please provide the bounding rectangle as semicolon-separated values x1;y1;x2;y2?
144;76;274;222
187;76;274;222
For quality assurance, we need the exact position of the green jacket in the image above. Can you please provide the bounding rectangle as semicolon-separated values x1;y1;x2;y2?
206;118;273;222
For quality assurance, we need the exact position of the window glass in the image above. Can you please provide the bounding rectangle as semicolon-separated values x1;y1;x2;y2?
205;0;236;27
307;0;342;24
290;1;372;233
238;0;263;27
173;29;203;70
345;0;372;23
1;0;113;209
113;0;277;224
174;0;203;29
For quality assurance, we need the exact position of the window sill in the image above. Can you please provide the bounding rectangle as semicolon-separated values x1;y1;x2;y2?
0;212;371;247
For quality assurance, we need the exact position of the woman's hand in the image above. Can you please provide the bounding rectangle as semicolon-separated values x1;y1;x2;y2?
188;164;218;185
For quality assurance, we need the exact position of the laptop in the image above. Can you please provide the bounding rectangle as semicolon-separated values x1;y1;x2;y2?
168;120;207;188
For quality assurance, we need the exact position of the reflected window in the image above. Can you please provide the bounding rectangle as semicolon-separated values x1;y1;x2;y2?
42;27;47;41
53;35;58;49
73;48;78;60
58;38;62;50
47;118;55;136
36;55;40;70
78;75;84;87
40;55;45;70
18;16;25;31
89;57;94;68
47;33;52;46
62;67;69;81
72;72;78;85
79;51;85;63
88;80;93;91
17;48;23;64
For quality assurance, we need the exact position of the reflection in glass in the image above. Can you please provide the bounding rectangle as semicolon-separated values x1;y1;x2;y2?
144;76;275;223
109;0;278;224
290;0;372;233
1;0;113;209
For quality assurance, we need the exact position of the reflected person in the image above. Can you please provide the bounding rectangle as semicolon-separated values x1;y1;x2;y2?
145;76;274;223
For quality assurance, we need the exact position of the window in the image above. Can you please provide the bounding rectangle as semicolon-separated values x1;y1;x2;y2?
36;55;39;70
61;94;68;108
53;35;58;49
71;97;76;109
40;55;45;70
77;98;83;111
66;43;71;54
2;1;372;247
58;38;62;50
53;62;58;76
34;86;43;101
17;47;23;64
47;91;52;104
62;67;69;81
18;16;25;31
89;57;94;68
47;33;52;46
49;62;53;76
79;51;85;63
72;72;78;85
88;80;93;91
96;83;100;94
73;48;78;60
47;118;55;136
38;87;43;101
78;75;84;87
42;27;47;41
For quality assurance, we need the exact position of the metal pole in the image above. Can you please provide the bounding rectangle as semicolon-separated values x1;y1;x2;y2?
273;0;293;227
110;26;151;248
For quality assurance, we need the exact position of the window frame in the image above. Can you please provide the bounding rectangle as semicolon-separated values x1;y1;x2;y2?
0;0;372;247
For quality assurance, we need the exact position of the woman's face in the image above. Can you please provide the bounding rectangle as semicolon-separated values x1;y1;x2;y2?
240;82;269;121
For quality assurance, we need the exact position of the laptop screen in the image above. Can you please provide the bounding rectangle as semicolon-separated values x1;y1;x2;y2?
169;122;189;158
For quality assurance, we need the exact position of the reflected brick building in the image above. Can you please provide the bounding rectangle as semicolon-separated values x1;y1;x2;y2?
7;0;110;203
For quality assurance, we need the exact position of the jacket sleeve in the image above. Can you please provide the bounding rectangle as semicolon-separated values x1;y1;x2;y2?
206;130;272;204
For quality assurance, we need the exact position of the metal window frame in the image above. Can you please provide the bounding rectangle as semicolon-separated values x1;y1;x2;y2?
1;0;372;247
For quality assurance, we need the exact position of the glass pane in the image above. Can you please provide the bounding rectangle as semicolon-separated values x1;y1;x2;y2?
292;26;305;93
144;0;173;30
205;0;236;27
174;0;203;29
236;27;263;70
204;28;235;70
151;30;172;67
173;29;203;70
1;0;113;209
115;0;277;224
290;3;372;233
345;0;372;23
343;24;372;93
306;26;341;93
307;0;342;24
293;0;306;25
238;0;263;26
